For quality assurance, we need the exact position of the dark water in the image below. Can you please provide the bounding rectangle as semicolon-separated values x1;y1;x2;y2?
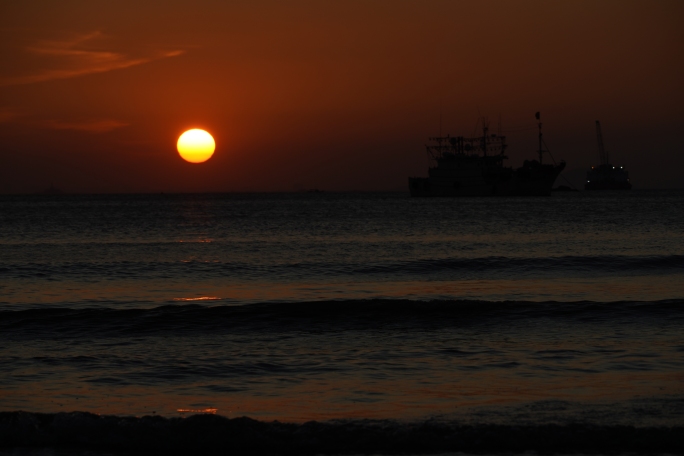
1;191;683;453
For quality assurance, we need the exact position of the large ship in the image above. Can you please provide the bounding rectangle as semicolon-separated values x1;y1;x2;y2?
409;113;565;196
585;121;631;190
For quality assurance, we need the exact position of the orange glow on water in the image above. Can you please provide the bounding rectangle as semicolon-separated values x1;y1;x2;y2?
177;408;218;414
173;296;221;301
3;370;682;423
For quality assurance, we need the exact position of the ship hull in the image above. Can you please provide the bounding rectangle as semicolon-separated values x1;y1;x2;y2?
585;164;631;190
584;181;632;190
409;162;565;197
409;178;516;196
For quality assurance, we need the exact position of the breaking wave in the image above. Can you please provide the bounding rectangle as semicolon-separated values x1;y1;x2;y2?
1;299;682;339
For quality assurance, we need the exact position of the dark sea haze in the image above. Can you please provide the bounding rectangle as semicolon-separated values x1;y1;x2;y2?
1;191;683;454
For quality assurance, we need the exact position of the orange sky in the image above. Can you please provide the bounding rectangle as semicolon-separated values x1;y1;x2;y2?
1;0;682;193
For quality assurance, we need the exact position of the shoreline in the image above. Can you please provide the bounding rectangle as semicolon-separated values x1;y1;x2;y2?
2;411;683;454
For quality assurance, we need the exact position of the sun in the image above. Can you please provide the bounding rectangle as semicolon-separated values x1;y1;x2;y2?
177;129;215;163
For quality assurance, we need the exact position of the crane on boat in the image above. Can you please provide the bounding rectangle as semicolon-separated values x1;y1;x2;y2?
595;121;609;166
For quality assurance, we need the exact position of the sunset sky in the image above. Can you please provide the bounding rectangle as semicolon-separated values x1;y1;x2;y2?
1;0;682;193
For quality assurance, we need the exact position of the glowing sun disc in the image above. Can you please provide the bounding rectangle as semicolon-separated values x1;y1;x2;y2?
177;129;215;163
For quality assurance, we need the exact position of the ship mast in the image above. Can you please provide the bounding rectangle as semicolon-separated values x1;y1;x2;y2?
595;120;609;165
482;118;488;157
536;111;543;164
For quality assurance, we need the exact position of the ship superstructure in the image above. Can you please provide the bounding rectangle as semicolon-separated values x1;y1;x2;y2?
585;121;631;190
409;113;565;196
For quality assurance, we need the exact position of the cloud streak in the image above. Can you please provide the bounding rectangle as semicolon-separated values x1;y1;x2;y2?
43;119;129;133
0;32;184;87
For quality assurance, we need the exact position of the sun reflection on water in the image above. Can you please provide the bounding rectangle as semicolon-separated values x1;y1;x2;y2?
173;296;221;301
177;408;218;414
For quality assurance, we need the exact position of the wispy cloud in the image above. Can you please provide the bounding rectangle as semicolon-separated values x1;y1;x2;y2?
0;31;184;87
43;119;129;133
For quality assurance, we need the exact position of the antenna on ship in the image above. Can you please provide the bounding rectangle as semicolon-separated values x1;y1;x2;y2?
536;111;543;164
482;117;488;157
439;101;442;138
596;120;609;165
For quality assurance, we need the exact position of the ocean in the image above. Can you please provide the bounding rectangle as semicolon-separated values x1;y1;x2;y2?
1;190;683;454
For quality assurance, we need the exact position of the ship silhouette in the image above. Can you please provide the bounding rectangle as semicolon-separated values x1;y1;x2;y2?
409;112;565;196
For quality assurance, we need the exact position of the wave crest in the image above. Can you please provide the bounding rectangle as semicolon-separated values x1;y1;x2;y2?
1;299;682;338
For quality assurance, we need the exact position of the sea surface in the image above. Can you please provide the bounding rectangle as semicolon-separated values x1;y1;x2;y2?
1;191;683;454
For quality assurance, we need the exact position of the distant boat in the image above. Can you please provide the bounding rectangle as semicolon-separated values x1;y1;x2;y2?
41;183;64;195
585;121;631;190
409;112;565;196
552;185;579;192
585;164;631;190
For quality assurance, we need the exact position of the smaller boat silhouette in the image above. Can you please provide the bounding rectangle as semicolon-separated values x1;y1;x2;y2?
585;121;631;190
41;183;64;195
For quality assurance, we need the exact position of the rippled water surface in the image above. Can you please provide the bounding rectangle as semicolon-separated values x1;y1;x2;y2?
0;191;683;433
2;191;683;306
